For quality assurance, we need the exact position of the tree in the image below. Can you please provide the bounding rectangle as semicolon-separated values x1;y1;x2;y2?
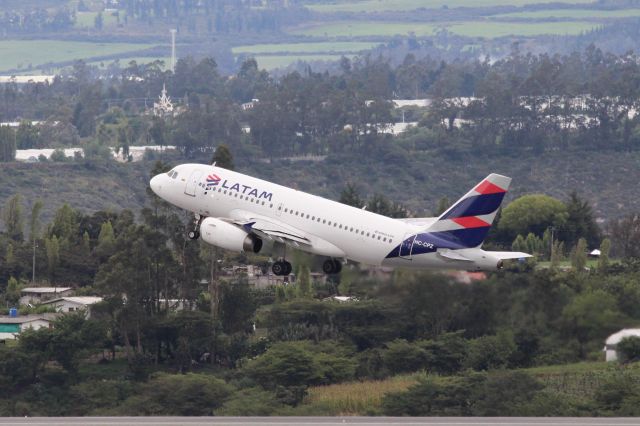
29;200;43;243
296;266;312;299
94;12;103;30
561;290;625;356
339;183;364;208
598;238;611;273
499;194;568;240
617;336;640;363
563;191;600;248
2;194;24;241
570;237;588;272
435;196;450;216
211;144;234;170
44;235;60;282
0;126;16;162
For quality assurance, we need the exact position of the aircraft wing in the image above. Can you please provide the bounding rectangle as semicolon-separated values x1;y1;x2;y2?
225;210;345;258
486;251;532;260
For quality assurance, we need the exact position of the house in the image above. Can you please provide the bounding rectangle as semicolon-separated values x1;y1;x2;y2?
20;287;73;306
604;328;640;361
41;297;103;318
0;313;60;341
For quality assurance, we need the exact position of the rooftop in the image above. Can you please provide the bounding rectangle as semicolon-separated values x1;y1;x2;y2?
21;287;72;294
0;313;60;324
42;296;103;306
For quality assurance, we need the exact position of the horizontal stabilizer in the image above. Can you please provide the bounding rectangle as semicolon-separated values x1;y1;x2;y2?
437;250;473;262
486;251;532;260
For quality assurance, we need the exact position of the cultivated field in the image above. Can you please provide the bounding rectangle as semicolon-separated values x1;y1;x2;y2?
0;40;156;72
305;0;595;13
232;41;378;54
496;8;640;19
287;20;599;38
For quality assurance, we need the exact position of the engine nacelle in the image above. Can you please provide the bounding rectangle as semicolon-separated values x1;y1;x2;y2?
459;250;504;271
200;217;263;253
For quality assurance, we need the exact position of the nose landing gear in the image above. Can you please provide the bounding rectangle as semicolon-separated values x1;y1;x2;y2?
188;214;203;240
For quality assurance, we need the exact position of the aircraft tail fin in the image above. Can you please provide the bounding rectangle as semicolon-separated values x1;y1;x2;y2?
425;174;511;249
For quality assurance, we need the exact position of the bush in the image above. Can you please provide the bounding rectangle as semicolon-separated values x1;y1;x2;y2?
464;333;516;371
421;331;468;375
381;339;427;375
382;370;544;416
594;374;640;415
115;373;234;416
617;336;640;363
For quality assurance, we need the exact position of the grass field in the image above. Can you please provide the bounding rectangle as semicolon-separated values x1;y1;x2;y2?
253;54;356;70
496;8;640;19
305;373;422;415
288;20;599;38
305;0;595;13
233;41;378;54
0;40;155;72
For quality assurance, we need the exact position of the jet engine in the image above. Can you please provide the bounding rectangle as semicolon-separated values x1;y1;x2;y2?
199;217;263;253
466;250;503;271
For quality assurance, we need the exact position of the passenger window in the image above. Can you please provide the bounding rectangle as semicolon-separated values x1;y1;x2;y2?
323;219;326;224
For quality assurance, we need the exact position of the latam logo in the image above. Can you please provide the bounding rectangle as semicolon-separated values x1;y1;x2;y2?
205;174;274;202
206;174;221;186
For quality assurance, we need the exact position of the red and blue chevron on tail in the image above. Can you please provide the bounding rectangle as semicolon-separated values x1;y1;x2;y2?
425;173;511;248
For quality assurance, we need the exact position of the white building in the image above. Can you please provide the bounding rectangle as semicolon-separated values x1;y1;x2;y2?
0;313;59;340
604;329;640;361
41;296;104;318
0;75;56;85
20;287;73;306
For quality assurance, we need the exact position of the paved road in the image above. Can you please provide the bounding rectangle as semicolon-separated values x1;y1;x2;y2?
0;418;637;426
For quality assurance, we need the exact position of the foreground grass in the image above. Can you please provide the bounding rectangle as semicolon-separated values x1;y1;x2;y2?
305;373;423;415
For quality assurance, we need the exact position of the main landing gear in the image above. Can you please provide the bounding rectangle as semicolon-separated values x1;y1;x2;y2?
272;259;293;276
322;258;342;275
188;214;203;240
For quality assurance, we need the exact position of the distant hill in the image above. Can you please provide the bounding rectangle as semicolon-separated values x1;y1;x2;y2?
1;149;637;227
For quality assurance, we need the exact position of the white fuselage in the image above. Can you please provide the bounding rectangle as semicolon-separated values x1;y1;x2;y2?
150;164;502;270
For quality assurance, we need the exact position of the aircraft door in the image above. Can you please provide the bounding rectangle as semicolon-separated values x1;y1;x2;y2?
276;202;284;217
398;233;415;260
185;170;202;196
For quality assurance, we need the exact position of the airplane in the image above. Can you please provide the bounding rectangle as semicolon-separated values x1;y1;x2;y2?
149;164;531;276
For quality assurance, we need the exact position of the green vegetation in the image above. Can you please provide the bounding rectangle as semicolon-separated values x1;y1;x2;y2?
254;54;356;70
0;40;155;72
75;11;120;28
233;42;378;54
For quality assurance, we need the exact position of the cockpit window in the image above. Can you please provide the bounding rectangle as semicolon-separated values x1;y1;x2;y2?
167;169;175;176
171;171;178;179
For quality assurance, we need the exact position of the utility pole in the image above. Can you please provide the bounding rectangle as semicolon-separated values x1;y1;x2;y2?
32;240;37;283
170;29;177;72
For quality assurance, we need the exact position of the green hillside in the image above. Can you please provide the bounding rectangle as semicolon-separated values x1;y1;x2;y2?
1;148;637;223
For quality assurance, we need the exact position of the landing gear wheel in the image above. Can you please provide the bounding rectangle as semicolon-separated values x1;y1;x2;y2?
272;260;293;276
323;259;342;275
283;261;292;276
188;214;203;240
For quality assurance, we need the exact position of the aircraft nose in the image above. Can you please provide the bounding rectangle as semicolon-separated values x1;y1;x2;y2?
150;174;163;195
